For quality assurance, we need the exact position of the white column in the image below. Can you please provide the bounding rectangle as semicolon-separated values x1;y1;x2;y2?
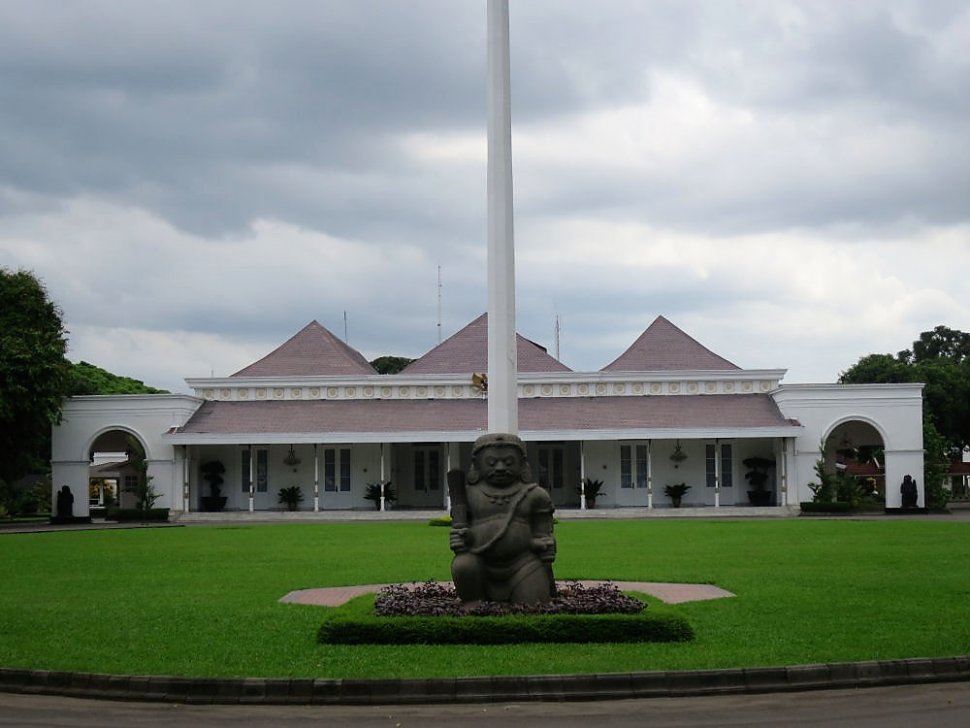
780;438;790;507
248;444;255;513
313;444;320;512
182;446;190;513
379;443;386;513
486;0;518;435
647;440;653;509
579;441;587;510
714;439;721;508
445;443;453;511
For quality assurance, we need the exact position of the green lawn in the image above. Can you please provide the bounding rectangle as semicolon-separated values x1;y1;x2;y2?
1;519;969;679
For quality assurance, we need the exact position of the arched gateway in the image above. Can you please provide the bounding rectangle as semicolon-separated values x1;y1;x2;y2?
51;318;925;516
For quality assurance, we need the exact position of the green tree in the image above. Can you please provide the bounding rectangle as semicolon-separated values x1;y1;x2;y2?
841;327;970;448
69;361;168;395
369;355;414;374
0;269;71;485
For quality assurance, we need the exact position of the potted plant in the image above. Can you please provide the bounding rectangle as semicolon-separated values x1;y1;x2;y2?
744;456;774;506
277;485;304;511
578;478;605;508
364;481;395;510
200;460;227;512
664;483;691;508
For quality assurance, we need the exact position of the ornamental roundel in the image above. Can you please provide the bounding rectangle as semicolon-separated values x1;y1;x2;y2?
541;384;553;396
327;387;338;398
578;384;589;395
615;384;625;394
523;385;535;396
416;387;427;397
273;388;284;399
687;383;698;393
633;383;643;395
761;382;772;392
742;382;753;392
650;383;662;394
381;387;392;398
291;388;302;398
399;386;410;397
595;383;607;395
221;388;231;399
725;382;735;393
434;386;445;397
239;389;249;399
256;388;267;399
706;382;717;393
453;386;464;397
364;386;375;397
560;384;570;395
669;383;681;393
309;387;320;398
203;389;214;399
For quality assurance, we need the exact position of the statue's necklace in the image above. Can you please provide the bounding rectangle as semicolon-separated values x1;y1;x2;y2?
479;482;520;506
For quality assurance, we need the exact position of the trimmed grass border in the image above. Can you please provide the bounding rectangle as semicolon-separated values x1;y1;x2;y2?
318;594;693;644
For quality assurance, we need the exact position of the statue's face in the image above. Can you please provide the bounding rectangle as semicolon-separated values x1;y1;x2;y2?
477;445;522;487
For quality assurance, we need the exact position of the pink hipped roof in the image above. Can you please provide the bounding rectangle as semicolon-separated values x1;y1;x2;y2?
402;314;571;375
232;321;376;377
177;394;793;437
602;316;740;372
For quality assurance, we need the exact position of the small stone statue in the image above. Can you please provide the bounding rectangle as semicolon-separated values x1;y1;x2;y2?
56;485;74;518
900;474;918;508
449;433;557;606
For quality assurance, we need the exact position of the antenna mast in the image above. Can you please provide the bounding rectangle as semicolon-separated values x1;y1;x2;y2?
555;314;561;361
437;265;443;344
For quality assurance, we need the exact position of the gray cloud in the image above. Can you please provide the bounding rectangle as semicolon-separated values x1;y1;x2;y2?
1;0;967;393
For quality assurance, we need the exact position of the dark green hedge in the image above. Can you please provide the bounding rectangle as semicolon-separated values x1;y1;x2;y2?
105;507;170;522
799;501;852;513
318;611;693;645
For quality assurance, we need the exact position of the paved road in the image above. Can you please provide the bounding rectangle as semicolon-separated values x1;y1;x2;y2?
3;682;970;727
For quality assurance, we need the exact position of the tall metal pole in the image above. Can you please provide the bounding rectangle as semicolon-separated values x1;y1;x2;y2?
486;0;518;434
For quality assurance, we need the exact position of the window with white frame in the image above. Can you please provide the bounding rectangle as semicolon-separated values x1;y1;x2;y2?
537;444;564;490
413;445;441;491
620;443;648;488
241;448;269;492
705;443;733;488
324;448;351;492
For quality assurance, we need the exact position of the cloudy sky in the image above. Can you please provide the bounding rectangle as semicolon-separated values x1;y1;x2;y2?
1;1;968;394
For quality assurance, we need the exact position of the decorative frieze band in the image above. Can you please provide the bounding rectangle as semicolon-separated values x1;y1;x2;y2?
199;378;779;402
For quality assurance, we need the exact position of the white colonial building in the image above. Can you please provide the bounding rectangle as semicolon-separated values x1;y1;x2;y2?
51;315;924;516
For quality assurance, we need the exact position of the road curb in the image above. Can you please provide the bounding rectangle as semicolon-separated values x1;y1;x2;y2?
2;657;969;705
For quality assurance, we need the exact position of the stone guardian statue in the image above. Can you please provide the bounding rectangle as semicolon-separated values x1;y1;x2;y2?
448;433;557;606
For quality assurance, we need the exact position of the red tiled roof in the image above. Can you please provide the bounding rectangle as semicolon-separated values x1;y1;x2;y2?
402;314;571;375
176;394;793;436
232;321;376;377
602;316;740;372
843;462;882;476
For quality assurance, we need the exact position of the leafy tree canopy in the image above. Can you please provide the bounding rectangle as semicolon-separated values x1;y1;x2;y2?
0;268;71;483
369;355;414;375
841;326;970;450
69;361;168;395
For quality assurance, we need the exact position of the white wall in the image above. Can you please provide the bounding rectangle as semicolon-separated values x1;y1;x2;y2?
51;395;202;516
773;384;924;506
